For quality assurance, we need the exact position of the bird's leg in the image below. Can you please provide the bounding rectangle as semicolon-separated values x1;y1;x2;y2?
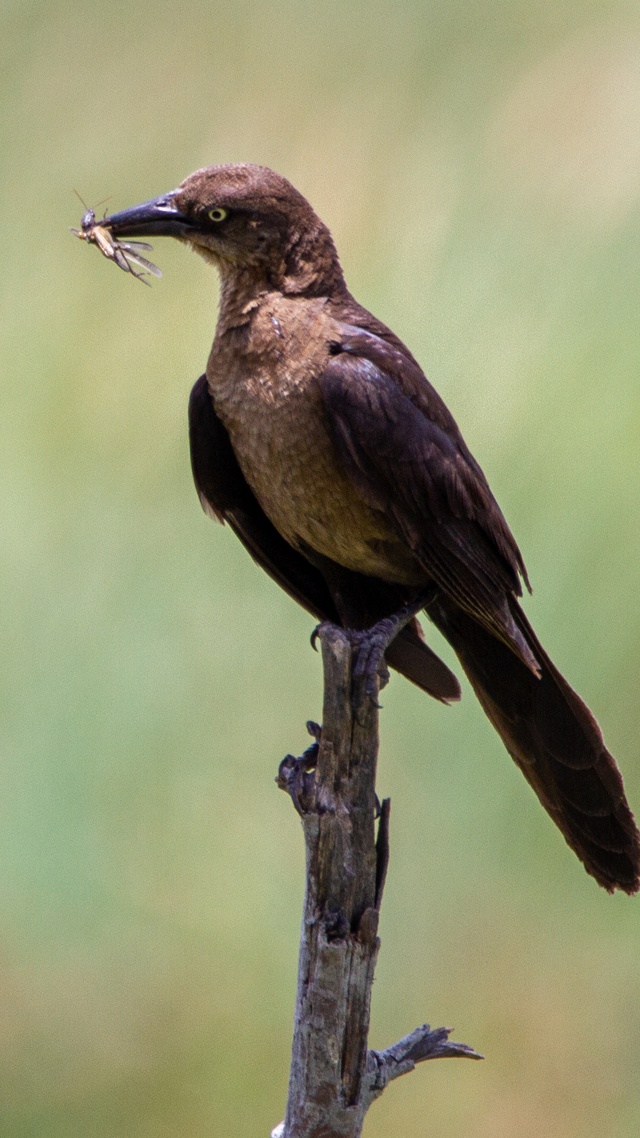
314;590;435;704
350;593;432;702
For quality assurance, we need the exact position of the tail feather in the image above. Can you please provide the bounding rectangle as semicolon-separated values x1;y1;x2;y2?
386;618;461;703
426;593;640;894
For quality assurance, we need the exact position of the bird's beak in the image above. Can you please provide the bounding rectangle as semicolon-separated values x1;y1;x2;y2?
102;191;194;239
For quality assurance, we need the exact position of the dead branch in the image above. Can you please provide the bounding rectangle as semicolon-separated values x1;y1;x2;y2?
274;624;481;1137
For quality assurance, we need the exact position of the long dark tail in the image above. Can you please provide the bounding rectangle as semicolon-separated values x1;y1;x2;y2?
386;617;461;704
425;592;640;894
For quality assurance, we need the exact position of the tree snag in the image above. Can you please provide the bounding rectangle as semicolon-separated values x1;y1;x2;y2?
274;624;481;1138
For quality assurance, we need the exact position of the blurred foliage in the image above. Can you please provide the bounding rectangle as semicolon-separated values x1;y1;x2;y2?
1;1;640;1135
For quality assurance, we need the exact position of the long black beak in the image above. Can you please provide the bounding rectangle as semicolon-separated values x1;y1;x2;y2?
102;192;194;239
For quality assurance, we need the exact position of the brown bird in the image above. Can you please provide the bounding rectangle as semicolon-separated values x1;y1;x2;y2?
100;163;640;894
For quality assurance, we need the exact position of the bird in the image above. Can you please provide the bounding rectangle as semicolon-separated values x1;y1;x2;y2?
99;163;640;895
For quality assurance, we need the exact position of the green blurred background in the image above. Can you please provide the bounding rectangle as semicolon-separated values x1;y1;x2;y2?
2;1;640;1135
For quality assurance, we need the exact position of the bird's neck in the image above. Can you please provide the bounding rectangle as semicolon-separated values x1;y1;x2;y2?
281;219;348;300
215;262;272;334
213;226;349;335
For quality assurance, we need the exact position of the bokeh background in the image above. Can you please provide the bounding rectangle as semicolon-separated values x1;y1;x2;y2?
2;1;640;1135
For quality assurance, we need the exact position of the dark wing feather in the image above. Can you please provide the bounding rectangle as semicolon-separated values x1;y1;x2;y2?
319;341;537;671
188;375;460;701
328;321;530;587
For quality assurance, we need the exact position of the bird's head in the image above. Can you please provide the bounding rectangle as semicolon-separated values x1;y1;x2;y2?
103;163;346;297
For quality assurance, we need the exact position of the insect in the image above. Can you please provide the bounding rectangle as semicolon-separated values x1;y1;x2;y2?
70;191;162;285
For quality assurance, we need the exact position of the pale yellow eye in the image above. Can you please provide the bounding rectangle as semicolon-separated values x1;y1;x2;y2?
208;207;228;222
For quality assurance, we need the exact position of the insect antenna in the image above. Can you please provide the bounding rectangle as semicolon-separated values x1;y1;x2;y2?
72;189;113;215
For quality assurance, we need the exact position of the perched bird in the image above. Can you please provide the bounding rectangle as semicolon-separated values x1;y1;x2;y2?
100;164;639;894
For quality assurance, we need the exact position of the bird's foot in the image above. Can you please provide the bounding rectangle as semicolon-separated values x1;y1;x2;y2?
352;593;436;704
311;621;388;703
348;627;391;705
312;595;431;704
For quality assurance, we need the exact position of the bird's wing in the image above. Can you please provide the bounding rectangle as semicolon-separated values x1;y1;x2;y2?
188;375;460;701
318;328;537;670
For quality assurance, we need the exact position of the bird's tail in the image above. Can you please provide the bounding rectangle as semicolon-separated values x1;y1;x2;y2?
425;592;640;894
386;617;461;704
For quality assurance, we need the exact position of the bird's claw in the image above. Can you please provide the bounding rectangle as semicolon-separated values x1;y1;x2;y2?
310;621;335;652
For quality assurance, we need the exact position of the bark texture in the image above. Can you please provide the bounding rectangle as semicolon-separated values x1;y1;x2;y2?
275;625;480;1138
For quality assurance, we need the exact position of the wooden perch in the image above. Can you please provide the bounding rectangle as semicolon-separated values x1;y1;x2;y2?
274;624;481;1138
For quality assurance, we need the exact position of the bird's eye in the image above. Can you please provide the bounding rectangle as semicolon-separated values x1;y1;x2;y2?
208;207;228;223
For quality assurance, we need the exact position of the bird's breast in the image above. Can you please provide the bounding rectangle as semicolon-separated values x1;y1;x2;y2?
206;297;424;585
